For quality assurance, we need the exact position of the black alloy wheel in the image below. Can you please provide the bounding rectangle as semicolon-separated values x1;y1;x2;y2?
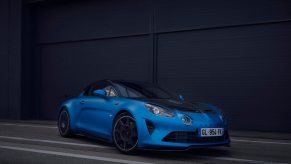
58;109;72;137
113;113;138;153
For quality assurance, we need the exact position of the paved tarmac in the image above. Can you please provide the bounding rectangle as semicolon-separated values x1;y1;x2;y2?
0;120;290;164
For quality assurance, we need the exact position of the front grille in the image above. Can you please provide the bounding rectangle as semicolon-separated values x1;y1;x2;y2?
162;131;228;143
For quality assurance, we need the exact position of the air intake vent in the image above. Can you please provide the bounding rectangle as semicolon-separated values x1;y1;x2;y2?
145;120;155;135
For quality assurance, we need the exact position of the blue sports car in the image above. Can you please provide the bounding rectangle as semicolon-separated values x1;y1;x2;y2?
58;80;230;153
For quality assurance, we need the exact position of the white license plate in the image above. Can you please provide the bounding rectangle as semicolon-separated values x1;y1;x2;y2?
200;128;224;137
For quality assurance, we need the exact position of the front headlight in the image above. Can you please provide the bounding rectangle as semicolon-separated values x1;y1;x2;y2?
219;112;225;121
219;111;227;124
145;103;174;117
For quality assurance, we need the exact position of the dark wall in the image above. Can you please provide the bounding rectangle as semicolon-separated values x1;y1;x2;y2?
0;0;22;119
158;22;291;131
1;0;291;132
0;0;9;119
34;0;151;43
38;36;153;119
155;0;291;32
155;0;291;131
32;0;153;119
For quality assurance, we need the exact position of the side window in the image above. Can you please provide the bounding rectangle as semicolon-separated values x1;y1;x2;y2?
104;86;118;97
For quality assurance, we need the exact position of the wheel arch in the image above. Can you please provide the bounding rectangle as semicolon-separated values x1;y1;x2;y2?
58;105;68;115
113;109;134;122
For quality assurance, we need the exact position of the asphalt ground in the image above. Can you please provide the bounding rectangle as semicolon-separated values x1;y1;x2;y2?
0;120;290;164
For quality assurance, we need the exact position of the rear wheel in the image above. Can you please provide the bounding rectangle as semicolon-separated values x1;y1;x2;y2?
113;113;138;154
58;109;73;137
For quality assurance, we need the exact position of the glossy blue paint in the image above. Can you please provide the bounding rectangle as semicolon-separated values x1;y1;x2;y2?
59;81;230;149
179;95;185;102
93;89;106;96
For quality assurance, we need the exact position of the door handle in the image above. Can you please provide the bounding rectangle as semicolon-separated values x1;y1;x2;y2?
80;100;85;104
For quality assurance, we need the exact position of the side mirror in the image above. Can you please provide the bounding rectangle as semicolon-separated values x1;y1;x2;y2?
179;95;185;102
93;89;106;96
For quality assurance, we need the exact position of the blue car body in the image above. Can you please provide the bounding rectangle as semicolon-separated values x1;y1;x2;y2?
59;80;230;150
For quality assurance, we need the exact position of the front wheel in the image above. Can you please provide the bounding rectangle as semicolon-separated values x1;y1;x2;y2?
113;113;138;154
58;109;73;137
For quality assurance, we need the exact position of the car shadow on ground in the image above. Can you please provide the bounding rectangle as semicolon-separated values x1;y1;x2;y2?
72;134;113;147
135;147;232;160
72;134;231;160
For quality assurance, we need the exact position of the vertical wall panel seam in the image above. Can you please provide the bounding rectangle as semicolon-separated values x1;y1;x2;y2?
151;0;158;84
7;0;11;118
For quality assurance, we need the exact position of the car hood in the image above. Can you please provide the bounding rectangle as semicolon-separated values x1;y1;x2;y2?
140;98;214;113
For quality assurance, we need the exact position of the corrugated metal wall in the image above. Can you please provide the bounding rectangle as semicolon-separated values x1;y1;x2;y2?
32;0;291;131
0;0;22;119
0;0;9;119
1;0;291;132
33;0;153;119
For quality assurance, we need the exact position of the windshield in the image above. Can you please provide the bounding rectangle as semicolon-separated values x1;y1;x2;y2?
112;81;176;99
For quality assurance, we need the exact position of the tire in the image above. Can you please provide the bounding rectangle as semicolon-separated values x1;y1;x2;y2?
113;112;138;154
58;109;73;137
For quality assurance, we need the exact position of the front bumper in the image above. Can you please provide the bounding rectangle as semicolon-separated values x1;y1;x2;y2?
135;112;230;149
